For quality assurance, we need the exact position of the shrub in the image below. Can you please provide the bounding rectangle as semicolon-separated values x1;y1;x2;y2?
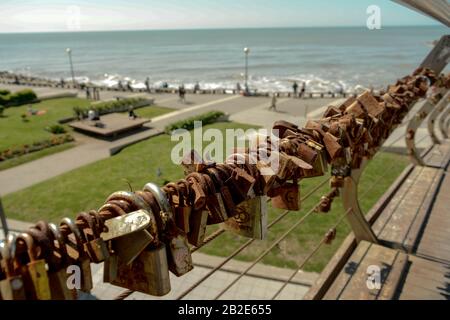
0;89;37;107
45;124;66;134
165;111;225;134
0;89;10;95
73;97;149;118
0;134;74;162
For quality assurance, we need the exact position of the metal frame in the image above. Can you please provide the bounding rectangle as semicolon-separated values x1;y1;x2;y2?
427;90;450;144
405;98;437;166
439;104;450;139
341;158;379;244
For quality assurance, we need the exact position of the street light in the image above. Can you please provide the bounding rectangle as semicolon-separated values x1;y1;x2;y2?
66;48;76;87
244;47;250;92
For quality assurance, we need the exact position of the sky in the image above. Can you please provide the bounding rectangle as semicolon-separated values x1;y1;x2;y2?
0;0;442;33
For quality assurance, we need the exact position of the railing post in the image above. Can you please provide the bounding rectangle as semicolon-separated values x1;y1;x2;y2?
427;90;450;144
405;98;437;166
439;103;450;139
341;158;379;244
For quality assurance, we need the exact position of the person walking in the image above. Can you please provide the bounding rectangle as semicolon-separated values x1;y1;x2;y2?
179;85;186;103
292;81;299;98
269;93;277;111
85;87;91;100
194;82;200;94
300;81;306;98
145;77;151;93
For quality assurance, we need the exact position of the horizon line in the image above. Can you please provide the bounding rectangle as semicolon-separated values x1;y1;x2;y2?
0;24;443;35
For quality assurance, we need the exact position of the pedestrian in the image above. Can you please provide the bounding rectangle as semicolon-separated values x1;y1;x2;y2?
118;80;124;91
236;82;242;93
145;77;151;93
194;82;200;94
293;81;299;97
85;87;91;100
127;81;133;92
179;85;186;103
300;82;306;98
128;105;137;119
60;78;65;88
269;94;277;111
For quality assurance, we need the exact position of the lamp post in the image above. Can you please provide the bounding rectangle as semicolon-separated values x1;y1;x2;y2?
66;48;76;86
244;47;250;92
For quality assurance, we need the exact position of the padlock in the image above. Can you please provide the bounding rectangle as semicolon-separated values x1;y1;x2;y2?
0;234;26;300
102;191;154;265
144;182;193;277
216;165;247;205
15;233;51;300
267;181;300;211
78;211;110;263
302;140;328;177
110;209;171;297
46;223;77;300
202;174;228;224
185;173;207;211
323;132;343;160
163;181;191;233
186;173;209;246
223;196;268;240
207;167;236;217
60;217;93;293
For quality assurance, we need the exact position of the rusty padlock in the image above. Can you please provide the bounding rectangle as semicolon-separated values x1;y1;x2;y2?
267;181;300;211
0;234;26;300
78;211;110;264
60;217;93;293
47;223;77;300
110;208;171;297
186;173;209;247
15;233;51;300
144;182;193;277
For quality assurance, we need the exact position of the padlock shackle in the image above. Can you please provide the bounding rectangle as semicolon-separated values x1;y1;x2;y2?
15;232;37;262
60;217;85;255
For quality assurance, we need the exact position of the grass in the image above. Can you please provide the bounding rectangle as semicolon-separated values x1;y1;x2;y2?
0;98;90;151
2;121;409;273
131;105;174;119
0;143;75;171
0;99;174;171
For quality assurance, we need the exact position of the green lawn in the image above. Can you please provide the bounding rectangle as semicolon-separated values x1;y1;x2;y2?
0;98;90;151
0;99;174;170
2;121;409;273
130;105;174;119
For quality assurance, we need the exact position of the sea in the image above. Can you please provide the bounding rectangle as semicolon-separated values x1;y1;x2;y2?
0;26;448;92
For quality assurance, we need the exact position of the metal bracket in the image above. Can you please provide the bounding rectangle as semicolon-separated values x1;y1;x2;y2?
427;90;450;144
405;98;436;166
439;103;450;139
341;158;378;244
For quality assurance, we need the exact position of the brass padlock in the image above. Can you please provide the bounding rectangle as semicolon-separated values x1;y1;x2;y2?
78;211;110;264
186;174;209;247
268;181;300;211
47;223;77;300
103;191;154;265
0;234;26;300
223;195;268;240
15;233;51;300
60;217;93;293
203;172;228;224
303;139;328;177
110;208;171;297
144;182;193;277
207;167;236;217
